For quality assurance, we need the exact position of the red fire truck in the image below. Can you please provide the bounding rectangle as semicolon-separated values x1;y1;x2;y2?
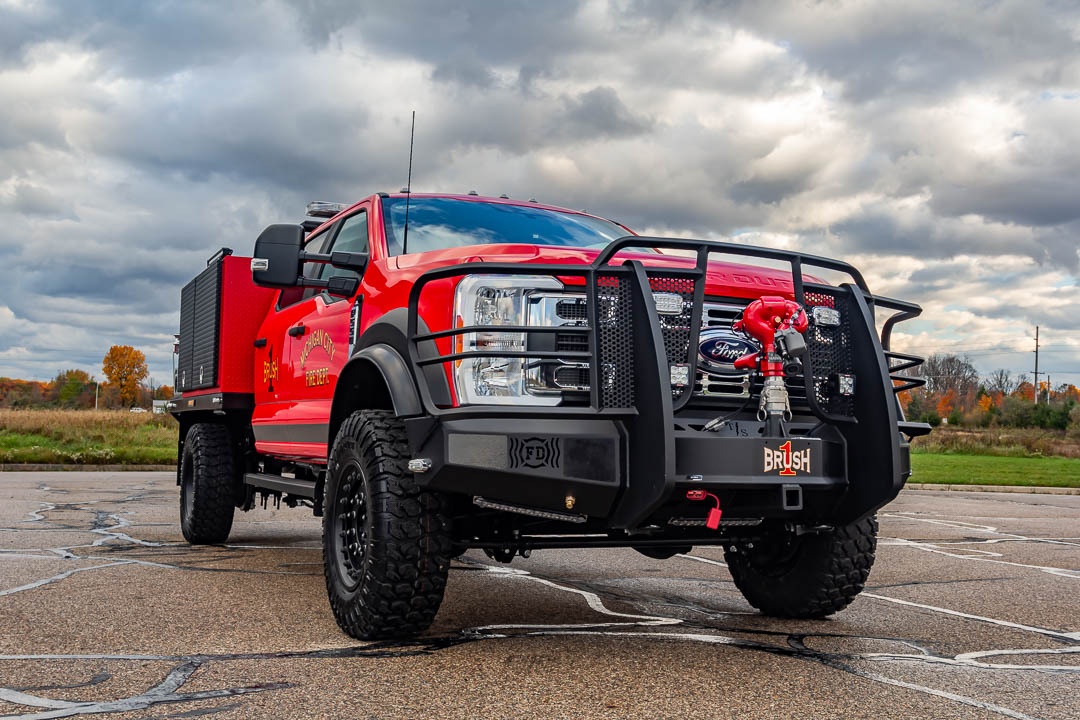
170;192;928;640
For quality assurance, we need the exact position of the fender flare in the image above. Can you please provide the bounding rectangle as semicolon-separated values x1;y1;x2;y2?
329;309;451;443
343;345;423;418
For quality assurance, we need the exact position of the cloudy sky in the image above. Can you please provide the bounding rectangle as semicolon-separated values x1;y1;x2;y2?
1;0;1077;390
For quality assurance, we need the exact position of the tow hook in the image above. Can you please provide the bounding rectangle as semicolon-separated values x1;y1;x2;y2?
686;489;723;530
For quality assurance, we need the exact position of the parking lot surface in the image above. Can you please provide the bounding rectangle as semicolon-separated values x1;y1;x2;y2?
1;472;1078;719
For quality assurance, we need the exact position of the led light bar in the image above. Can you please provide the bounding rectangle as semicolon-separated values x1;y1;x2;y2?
306;201;347;218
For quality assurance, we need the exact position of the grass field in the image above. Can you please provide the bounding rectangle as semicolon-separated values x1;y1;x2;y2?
0;409;176;465
909;453;1080;488
2;409;1079;487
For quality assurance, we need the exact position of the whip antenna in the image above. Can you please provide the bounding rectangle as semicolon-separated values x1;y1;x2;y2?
402;110;415;255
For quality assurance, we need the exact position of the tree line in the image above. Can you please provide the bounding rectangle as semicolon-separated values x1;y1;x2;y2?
0;345;173;410
901;353;1080;431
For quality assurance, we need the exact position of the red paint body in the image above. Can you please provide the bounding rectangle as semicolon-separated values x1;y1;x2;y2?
215;256;277;394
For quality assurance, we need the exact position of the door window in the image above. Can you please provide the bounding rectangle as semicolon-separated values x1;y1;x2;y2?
318;211;368;286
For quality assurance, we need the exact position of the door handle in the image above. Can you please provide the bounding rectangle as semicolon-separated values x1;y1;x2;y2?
253;337;267;348
288;324;307;337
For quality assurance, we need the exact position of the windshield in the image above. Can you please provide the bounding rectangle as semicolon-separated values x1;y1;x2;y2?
382;197;631;256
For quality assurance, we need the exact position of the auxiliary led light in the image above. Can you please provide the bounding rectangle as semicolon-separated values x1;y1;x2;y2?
670;363;690;387
811;306;841;327
652;292;684;315
835;373;856;396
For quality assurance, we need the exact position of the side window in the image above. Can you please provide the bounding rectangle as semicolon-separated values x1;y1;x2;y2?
318;211;368;285
277;226;336;308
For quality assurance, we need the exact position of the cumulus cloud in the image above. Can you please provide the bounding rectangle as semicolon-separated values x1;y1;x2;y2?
0;0;1077;386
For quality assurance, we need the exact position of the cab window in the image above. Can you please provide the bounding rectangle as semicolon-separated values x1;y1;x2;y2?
318;211;368;285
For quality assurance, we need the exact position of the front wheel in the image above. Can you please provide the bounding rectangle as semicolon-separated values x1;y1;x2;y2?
724;516;877;618
323;410;452;640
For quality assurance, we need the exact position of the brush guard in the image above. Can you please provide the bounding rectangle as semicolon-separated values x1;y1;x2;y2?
405;237;928;527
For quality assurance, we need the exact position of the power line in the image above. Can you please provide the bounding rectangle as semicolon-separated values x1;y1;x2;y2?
893;344;1076;355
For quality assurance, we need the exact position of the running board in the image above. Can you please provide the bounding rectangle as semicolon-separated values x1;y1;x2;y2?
244;472;317;499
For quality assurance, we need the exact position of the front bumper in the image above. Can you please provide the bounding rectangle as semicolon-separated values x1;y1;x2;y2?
405;236;925;528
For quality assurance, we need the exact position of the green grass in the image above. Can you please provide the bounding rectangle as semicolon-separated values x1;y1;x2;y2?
0;409;177;465
910;453;1080;488
2;409;1079;486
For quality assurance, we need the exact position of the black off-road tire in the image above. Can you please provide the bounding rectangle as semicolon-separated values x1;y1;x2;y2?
179;423;236;544
724;516;877;618
323;410;452;640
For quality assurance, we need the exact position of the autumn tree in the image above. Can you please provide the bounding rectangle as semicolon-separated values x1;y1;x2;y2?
1012;381;1035;402
102;345;149;407
936;388;957;419
1062;384;1080;403
51;369;93;408
985;368;1025;396
922;353;979;396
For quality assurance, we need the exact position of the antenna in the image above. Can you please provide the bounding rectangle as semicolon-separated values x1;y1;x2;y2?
402;110;415;255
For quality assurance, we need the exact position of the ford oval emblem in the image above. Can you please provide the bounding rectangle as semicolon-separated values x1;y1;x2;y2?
698;329;758;376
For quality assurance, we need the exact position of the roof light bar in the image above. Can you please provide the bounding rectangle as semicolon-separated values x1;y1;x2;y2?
306;201;347;218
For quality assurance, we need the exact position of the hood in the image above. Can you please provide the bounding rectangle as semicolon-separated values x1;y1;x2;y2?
392;243;799;300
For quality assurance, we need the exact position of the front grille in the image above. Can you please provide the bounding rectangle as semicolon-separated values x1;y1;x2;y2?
696;302;752;399
694;293;855;416
548;279;857;418
555;299;588;322
553;365;590;390
556;332;589;353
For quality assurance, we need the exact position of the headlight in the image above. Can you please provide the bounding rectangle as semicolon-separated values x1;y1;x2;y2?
453;275;567;405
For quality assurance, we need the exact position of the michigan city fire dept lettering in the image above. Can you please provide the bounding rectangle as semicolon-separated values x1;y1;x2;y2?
764;440;811;476
299;330;335;387
299;329;335;368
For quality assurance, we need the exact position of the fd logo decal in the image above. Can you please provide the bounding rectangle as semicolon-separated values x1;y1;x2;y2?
764;440;810;477
509;437;561;469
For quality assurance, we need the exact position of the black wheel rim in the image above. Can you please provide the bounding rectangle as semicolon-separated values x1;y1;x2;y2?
332;462;369;592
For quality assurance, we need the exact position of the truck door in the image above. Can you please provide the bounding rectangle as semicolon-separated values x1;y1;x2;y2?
251;223;338;458
254;207;370;460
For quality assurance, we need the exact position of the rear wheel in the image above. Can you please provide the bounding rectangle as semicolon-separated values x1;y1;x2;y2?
724;516;877;618
323;410;452;640
179;423;236;544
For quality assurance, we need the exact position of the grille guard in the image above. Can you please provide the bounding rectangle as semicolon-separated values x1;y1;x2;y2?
406;236;924;420
405;236;928;526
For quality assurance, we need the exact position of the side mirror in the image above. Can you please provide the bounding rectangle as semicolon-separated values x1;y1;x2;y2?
328;251;369;272
251;224;304;288
325;276;361;297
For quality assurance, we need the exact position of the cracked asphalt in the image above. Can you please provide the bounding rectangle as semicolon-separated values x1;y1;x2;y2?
1;471;1078;719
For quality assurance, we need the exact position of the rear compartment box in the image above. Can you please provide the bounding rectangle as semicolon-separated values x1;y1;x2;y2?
177;252;276;394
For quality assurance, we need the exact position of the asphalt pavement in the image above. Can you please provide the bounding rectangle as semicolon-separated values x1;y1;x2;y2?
1;472;1077;719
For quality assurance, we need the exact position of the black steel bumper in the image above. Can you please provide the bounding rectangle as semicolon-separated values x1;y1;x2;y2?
405;236;926;528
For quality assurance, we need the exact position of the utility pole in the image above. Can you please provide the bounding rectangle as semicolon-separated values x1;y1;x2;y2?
1033;326;1039;404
